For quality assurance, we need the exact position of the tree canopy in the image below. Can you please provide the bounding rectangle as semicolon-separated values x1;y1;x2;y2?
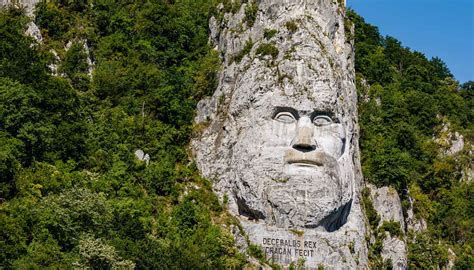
348;9;473;269
1;1;243;269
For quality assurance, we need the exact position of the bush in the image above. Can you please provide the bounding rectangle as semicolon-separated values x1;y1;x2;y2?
264;28;278;39
256;43;279;59
35;2;71;39
244;1;258;27
361;188;380;229
379;221;403;238
59;42;90;91
285;20;298;32
248;244;265;261
233;39;254;63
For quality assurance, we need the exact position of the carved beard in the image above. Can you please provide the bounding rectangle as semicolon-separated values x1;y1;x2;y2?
232;154;350;231
265;161;343;229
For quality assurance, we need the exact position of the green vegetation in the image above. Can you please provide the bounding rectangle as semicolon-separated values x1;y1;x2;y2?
407;231;449;269
256;43;279;59
349;9;473;269
379;221;403;238
285;20;298;33
361;188;392;268
247;243;265;262
361;187;380;229
244;1;258;27
264;28;278;40
289;229;304;236
59;41;90;91
0;2;245;269
233;38;254;63
289;258;306;270
222;0;242;14
271;177;289;183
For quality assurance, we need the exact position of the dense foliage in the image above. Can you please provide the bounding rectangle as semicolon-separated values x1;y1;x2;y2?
348;10;473;269
1;1;243;269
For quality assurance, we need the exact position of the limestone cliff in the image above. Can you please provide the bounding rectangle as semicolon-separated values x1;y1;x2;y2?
0;0;38;15
192;1;369;268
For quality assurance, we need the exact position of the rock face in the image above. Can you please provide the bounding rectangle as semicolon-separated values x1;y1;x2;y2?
367;184;408;269
406;195;428;233
1;0;43;43
25;21;42;42
367;184;405;232
0;0;39;16
192;0;367;268
435;120;465;156
381;235;407;270
134;149;150;166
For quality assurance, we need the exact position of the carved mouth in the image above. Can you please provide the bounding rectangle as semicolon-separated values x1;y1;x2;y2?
288;160;322;167
284;150;326;167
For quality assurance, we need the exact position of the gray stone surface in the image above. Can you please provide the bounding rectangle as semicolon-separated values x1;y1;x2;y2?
25;21;42;43
367;184;407;269
134;149;150;166
447;248;456;270
434;119;473;183
192;0;367;268
406;196;428;233
463;162;474;183
447;132;464;155
381;234;407;270
435;120;465;156
367;184;405;231
48;49;60;76
0;0;39;16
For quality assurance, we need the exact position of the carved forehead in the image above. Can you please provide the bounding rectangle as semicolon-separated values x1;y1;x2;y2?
262;90;339;113
228;60;344;112
228;78;341;117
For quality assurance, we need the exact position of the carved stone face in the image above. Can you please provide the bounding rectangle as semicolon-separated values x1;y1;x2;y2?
194;2;366;267
193;0;356;233
228;87;352;230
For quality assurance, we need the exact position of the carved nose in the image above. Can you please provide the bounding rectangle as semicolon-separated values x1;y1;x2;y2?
292;117;317;150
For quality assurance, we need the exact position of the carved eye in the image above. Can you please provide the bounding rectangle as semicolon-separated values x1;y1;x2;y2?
313;115;332;126
274;112;296;123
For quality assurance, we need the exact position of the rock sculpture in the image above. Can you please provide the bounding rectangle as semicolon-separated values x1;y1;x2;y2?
193;0;368;268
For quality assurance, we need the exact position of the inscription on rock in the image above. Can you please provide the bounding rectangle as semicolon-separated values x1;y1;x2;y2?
262;238;317;258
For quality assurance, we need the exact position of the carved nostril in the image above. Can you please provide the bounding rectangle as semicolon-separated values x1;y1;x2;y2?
292;126;317;151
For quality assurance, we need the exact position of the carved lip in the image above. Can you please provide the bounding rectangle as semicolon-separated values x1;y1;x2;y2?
288;160;322;167
284;149;326;167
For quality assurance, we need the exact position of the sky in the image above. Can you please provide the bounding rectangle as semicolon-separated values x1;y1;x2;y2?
347;0;474;83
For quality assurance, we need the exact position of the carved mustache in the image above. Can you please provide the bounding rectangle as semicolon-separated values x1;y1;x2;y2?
284;149;330;166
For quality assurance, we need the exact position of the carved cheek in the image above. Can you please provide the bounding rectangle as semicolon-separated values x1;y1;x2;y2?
313;126;345;158
269;121;296;147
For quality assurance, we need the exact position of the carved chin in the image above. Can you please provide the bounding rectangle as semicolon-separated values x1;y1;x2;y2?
233;168;350;231
265;176;344;229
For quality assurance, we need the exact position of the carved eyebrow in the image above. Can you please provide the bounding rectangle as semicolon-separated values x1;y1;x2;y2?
273;106;299;119
310;110;340;123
